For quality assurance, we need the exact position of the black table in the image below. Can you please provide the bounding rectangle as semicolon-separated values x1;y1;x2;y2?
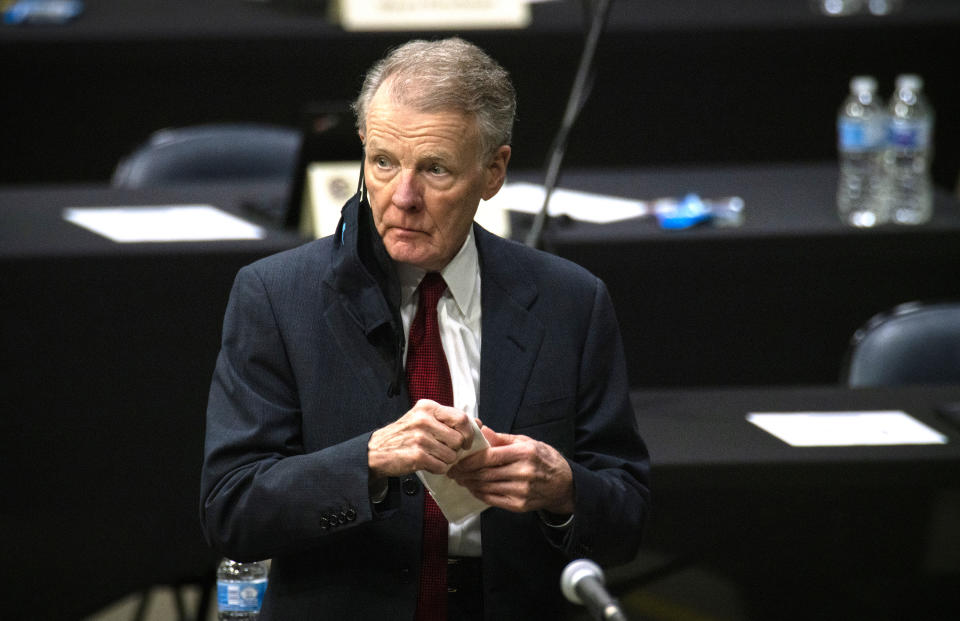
537;162;960;387
0;182;305;618
628;383;960;620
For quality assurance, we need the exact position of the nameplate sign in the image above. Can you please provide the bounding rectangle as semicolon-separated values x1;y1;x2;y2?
332;0;530;32
300;161;361;238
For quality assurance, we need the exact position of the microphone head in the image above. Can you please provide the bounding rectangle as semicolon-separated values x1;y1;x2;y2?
561;558;604;605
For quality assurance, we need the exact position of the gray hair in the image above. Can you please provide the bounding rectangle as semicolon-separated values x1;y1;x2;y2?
353;37;516;158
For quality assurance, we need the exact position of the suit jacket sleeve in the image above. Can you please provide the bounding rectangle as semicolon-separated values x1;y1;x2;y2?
557;276;650;565
199;263;389;562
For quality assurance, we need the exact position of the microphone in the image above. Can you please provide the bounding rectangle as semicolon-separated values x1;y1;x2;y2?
561;558;627;621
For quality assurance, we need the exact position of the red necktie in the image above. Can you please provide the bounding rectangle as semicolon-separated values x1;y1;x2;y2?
407;272;452;621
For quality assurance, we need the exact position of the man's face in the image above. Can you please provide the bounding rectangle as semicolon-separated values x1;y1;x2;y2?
361;85;510;272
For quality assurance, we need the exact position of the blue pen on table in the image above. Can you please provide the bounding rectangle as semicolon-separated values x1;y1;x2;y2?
2;0;84;25
653;193;745;230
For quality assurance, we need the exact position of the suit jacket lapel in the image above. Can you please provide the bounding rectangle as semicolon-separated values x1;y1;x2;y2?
323;304;403;420
321;272;407;429
476;228;544;433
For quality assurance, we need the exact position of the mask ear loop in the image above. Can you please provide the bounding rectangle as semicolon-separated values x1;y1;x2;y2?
340;148;367;245
356;147;366;202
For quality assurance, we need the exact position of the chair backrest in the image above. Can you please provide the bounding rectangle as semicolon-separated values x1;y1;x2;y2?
844;301;960;387
111;123;301;188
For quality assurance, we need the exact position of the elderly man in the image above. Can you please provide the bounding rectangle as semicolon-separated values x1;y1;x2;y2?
200;37;650;620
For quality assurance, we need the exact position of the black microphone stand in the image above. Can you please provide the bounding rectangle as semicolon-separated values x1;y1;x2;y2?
524;0;614;249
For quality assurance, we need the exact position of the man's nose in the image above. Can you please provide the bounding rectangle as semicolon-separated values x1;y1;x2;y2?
392;169;422;210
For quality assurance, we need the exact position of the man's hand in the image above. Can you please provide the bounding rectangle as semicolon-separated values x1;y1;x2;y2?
368;400;475;478
447;425;574;515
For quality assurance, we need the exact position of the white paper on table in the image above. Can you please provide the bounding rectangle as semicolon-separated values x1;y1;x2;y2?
746;410;949;447
63;205;265;243
487;181;650;224
417;417;491;524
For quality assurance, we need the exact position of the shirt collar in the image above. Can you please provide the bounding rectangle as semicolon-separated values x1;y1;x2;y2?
398;227;479;316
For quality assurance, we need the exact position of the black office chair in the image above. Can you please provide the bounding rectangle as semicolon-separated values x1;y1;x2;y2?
111;123;302;226
844;301;960;615
843;300;960;387
111;123;301;188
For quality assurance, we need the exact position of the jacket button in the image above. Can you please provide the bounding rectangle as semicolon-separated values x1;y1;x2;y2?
402;477;419;496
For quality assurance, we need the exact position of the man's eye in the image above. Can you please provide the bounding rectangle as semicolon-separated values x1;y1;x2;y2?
428;164;447;175
375;157;391;168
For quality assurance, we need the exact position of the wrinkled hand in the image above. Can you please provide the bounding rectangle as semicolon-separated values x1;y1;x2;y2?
448;425;574;515
368;400;475;478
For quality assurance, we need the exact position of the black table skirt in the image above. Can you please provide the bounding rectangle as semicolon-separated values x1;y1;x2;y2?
1;183;306;618
628;383;960;621
534;163;960;387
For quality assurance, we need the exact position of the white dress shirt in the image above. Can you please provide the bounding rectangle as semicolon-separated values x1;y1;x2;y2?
397;228;483;557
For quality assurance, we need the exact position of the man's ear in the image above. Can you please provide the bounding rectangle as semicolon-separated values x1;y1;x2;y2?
482;145;512;201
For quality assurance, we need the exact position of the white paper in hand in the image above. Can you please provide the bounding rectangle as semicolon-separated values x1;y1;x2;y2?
416;417;490;524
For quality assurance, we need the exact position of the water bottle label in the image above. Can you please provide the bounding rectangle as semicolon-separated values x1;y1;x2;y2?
217;578;267;612
838;118;884;151
888;118;931;149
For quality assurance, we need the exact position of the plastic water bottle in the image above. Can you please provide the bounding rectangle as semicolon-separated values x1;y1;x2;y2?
865;0;902;16
813;0;902;16
884;74;934;225
217;558;268;620
813;0;862;16
836;76;889;227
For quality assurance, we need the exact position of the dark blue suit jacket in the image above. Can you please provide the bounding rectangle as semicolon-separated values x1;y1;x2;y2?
200;197;650;620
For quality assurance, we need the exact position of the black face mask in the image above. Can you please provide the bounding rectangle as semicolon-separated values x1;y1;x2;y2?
349;149;405;397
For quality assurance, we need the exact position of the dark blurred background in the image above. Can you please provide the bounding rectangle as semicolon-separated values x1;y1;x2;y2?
2;0;958;190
